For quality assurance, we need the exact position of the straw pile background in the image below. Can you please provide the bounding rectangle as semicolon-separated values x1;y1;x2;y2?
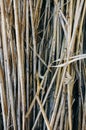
0;0;86;130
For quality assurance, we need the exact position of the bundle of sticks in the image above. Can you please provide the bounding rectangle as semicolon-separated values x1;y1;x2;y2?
0;0;86;130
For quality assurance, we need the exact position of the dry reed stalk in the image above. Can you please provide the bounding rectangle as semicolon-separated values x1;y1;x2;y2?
13;0;26;129
59;87;66;130
29;0;37;122
17;63;21;130
26;1;30;129
0;66;8;130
